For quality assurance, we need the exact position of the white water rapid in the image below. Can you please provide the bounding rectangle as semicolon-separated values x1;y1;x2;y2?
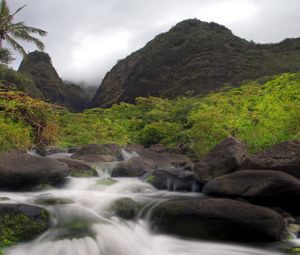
0;163;285;255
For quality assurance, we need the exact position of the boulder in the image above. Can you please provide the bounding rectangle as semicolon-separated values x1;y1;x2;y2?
203;170;300;213
71;144;122;162
147;169;200;192
112;158;155;177
193;137;248;184
67;147;81;154
58;158;97;177
241;141;300;178
149;144;170;153
125;144;193;170
36;144;62;156
111;198;141;220
151;198;285;242
0;204;50;247
0;151;69;190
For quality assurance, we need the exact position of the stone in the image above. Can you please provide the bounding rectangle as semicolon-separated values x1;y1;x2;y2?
193;137;248;184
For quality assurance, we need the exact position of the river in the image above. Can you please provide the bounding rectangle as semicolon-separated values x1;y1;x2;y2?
0;161;290;255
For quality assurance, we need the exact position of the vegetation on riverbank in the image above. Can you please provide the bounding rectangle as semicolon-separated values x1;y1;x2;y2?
0;72;299;158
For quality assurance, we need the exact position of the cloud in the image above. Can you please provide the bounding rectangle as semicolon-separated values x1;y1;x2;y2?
6;0;300;86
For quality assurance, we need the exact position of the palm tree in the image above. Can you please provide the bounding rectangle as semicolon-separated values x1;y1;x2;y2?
0;0;47;56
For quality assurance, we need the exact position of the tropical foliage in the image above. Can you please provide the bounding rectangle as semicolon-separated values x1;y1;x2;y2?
0;72;299;158
59;73;300;157
0;92;60;152
0;0;47;58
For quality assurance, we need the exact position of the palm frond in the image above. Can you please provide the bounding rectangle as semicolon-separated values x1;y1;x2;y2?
5;34;26;56
17;25;47;36
11;4;26;16
11;30;45;50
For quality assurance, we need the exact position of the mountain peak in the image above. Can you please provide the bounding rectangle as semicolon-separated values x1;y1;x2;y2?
92;20;300;108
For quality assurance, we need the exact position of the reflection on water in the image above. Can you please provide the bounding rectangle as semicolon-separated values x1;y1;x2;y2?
0;163;284;255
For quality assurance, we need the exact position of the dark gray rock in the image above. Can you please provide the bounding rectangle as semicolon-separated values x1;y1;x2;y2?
148;169;200;192
111;198;141;220
151;198;285;242
241;141;300;178
71;144;122;162
193;137;248;184
203;170;300;213
36;144;62;156
58;158;97;177
0;151;69;190
125;144;193;170
112;158;155;177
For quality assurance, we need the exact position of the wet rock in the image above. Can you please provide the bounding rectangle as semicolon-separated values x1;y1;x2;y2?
0;151;69;190
203;170;300;213
193;137;248;184
34;197;74;205
151;198;285;242
125;144;193;170
71;144;122;162
112;158;155;177
67;147;81;154
0;204;50;247
148;169;200;192
36;144;62;156
111;198;141;220
58;158;97;177
240;141;300;178
96;178;117;186
149;144;169;153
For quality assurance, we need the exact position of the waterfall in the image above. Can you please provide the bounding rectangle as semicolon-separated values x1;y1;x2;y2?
121;149;139;161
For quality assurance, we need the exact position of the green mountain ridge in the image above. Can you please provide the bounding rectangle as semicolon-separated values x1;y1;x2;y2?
18;51;91;112
92;19;300;107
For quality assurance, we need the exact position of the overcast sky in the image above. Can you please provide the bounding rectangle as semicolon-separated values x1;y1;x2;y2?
7;0;300;86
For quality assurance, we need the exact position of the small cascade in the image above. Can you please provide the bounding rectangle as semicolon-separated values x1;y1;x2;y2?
121;149;139;161
93;162;119;178
27;149;40;156
47;152;72;159
1;175;284;255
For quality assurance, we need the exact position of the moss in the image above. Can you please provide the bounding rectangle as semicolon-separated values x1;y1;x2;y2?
96;178;117;186
111;198;141;220
287;247;300;255
70;168;97;177
0;209;49;248
34;197;74;205
146;174;155;184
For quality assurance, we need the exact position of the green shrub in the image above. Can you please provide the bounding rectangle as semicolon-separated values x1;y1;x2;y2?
188;73;300;157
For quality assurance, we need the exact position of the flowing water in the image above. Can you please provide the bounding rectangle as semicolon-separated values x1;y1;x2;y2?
0;161;288;255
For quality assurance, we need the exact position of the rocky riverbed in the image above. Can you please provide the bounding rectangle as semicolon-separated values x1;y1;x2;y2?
0;137;300;255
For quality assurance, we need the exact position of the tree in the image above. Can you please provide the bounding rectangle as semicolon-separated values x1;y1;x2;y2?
0;0;47;58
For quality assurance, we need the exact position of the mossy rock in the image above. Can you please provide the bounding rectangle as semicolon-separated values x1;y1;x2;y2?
111;198;141;220
0;204;50;248
96;178;117;186
0;197;9;202
58;158;97;177
34;197;74;206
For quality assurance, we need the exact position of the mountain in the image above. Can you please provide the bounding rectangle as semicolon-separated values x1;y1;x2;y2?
92;19;300;108
18;51;91;111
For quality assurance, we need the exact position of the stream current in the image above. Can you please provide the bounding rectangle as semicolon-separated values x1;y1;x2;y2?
0;155;290;255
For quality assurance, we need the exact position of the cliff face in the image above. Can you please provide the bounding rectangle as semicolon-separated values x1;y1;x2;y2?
19;51;90;111
93;19;300;108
